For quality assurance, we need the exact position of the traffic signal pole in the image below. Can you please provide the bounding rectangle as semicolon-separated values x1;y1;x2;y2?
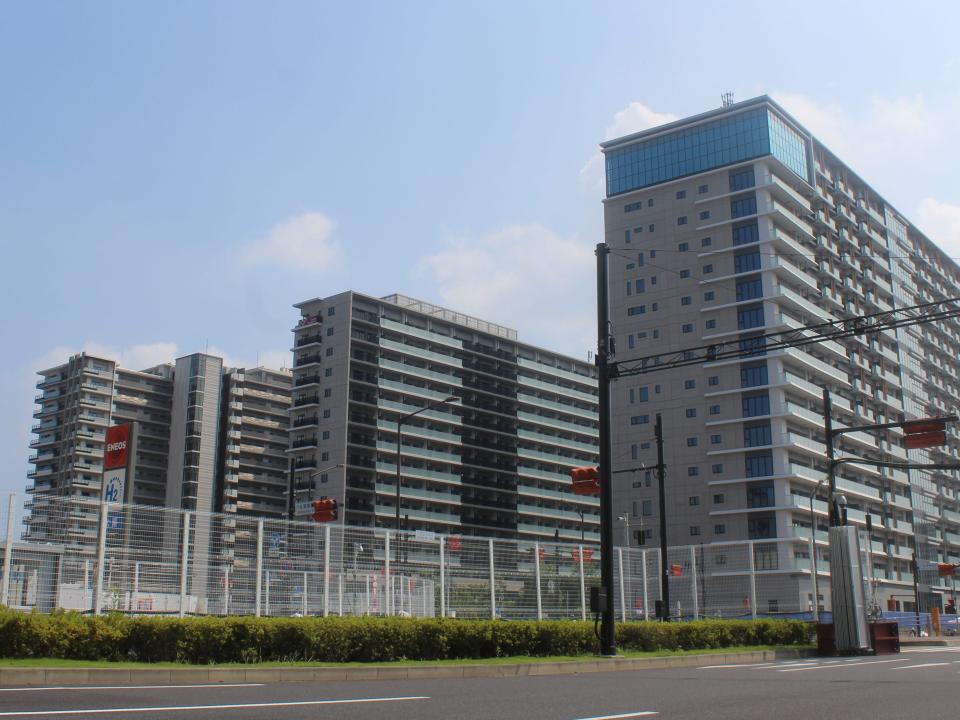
596;242;616;656
655;414;669;620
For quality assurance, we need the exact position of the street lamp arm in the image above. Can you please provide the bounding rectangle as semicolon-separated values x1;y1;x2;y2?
309;463;344;478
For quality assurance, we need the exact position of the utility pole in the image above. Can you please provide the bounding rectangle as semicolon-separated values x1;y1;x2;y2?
823;389;839;526
655;413;669;621
595;242;616;656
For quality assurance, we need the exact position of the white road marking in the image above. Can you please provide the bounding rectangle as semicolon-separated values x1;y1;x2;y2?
0;695;430;717
778;658;911;672
696;662;776;669
572;713;658;720
891;662;951;670
0;684;264;693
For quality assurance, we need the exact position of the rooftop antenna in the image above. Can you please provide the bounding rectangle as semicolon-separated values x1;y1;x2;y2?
721;92;735;108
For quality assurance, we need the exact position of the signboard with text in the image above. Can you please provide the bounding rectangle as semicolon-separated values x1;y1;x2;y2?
104;425;130;470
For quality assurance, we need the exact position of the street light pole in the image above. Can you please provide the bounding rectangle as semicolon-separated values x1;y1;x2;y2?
618;515;630;548
577;509;585;543
809;475;826;623
395;395;460;533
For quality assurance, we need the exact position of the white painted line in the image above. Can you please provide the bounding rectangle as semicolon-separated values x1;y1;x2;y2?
0;684;264;693
778;658;911;672
572;712;658;720
891;662;951;670
0;695;431;717
696;662;775;669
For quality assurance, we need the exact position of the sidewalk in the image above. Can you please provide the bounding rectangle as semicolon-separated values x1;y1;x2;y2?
0;648;811;687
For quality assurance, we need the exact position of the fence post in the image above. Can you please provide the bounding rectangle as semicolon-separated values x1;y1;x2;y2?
748;540;758;619
338;574;343;616
179;511;191;618
617;547;626;623
690;545;699;620
265;570;271;616
808;536;816;618
302;570;308;617
255;519;264;617
365;574;370;615
323;524;331;617
0;493;15;608
93;502;108;615
224;566;230;616
384;531;391;615
534;542;543;621
438;536;446;619
578;544;586;621
488;538;496;619
641;549;649;620
84;560;90;611
132;561;139;613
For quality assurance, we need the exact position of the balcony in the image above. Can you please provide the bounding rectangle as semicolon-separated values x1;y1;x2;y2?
295;333;323;348
293;374;321;387
295;353;322;368
292;416;318;428
294;394;319;407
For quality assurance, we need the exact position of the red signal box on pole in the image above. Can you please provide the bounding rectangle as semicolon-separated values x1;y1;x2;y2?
570;466;600;496
312;498;338;522
903;419;948;449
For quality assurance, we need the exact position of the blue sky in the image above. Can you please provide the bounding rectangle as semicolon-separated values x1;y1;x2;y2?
2;0;960;505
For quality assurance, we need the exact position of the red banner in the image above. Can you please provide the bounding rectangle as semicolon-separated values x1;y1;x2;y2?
104;425;129;470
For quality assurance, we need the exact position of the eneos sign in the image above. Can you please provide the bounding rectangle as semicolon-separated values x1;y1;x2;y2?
104;425;129;470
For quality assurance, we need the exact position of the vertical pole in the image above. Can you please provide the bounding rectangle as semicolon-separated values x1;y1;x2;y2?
396;420;402;534
912;552;922;635
439;536;446;619
641;549;649;620
93;502;108;615
809;536;818;622
0;494;15;607
323;524;331;617
384;532;391;616
338;574;343;616
578;544;586;621
365;574;370;616
84;560;90;611
823;389;838;526
488;538;496;619
179;511;191;618
596;242;616;655
656;414;670;620
749;540;758;619
618;547;626;622
255;519;264;617
224;566;230;616
690;545;699;620
132;561;139;613
534;542;543;621
302;570;308;617
265;570;271;616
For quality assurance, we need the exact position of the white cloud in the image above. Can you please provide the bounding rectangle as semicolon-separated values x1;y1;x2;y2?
243;211;339;272
31;341;178;373
417;224;595;357
917;198;960;260
580;101;679;196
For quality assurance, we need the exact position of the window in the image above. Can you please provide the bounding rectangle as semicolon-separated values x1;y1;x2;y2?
699;210;710;220
624;201;642;212
684;379;696;389
701;236;712;247
748;517;777;541
736;276;763;302
753;543;778;568
677;216;688;226
648;224;655;232
626;262;635;269
647;198;654;207
676;190;686;199
637;252;644;266
321;451;330;461
651;302;658;311
650;275;657;285
625;229;631;244
631;444;639;460
653;329;660;339
730;194;757;219
324;388;332;397
642;500;653;516
327;306;336;316
321;430;331;440
711;466;723;476
713;493;726;505
680;269;691;278
732;221;759;246
742;393;770;417
703;263;713;274
687;437;698;447
324;367;333;377
628;305;646;316
740;362;768;387
690;526;701;536
689;495;700;505
638;386;649;402
323;409;331;419
709;404;721;415
698;184;709;194
706;319;716;329
681;296;692;305
633;227;642;235
729;166;756;192
740;334;766;355
715;524;726;535
746;484;775;508
735;249;760;272
636;278;645;293
743;422;772;447
688;467;700;477
678;242;689;251
631;415;650;425
325;347;334;356
704;291;715;301
649;250;656;258
737;304;765;329
682;323;693;333
710;434;722;444
638;331;647;338
745;451;774;477
628;334;636;349
326;327;335;336
686;408;697;418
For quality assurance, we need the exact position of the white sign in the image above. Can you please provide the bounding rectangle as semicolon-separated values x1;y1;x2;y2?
414;530;436;540
103;468;125;504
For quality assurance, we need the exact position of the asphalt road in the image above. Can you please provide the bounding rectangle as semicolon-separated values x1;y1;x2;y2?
3;648;960;719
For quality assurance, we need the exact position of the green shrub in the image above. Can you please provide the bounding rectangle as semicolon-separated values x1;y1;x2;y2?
0;608;811;664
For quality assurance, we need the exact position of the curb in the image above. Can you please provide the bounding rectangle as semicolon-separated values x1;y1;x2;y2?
0;649;812;687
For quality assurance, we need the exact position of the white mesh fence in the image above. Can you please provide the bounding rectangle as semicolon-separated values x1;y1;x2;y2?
7;493;837;619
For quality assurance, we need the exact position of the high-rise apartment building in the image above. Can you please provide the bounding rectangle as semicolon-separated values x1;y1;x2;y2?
603;95;960;612
289;292;600;542
25;352;292;549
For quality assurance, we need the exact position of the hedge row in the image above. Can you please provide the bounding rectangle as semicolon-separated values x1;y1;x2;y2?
0;610;812;664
